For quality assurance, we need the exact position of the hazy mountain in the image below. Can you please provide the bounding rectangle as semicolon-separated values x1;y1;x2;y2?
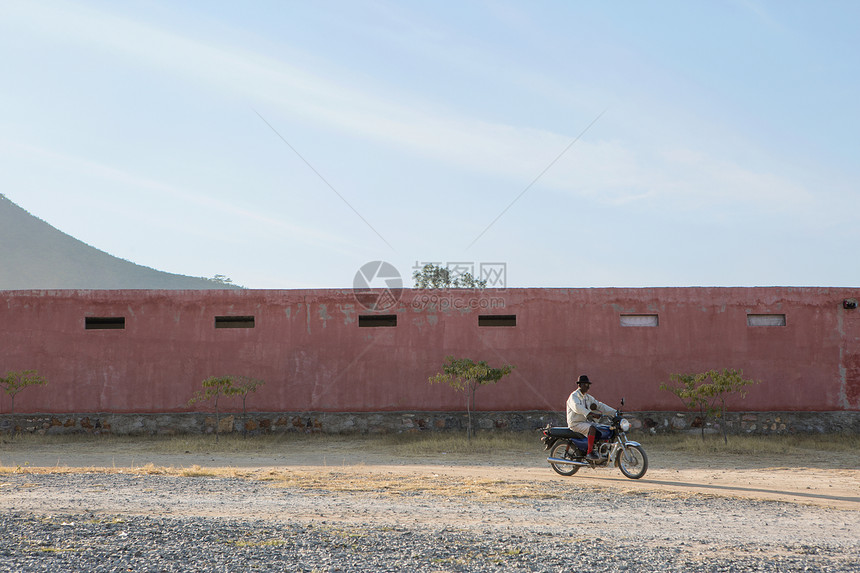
0;194;241;290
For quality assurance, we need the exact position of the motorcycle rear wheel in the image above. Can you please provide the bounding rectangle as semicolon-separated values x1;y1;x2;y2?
617;444;648;479
549;440;582;476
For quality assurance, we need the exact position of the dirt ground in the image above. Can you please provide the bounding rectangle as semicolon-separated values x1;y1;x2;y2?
3;435;859;572
2;436;858;512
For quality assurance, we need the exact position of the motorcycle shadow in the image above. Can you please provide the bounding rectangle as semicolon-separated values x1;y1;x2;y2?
641;476;860;505
569;468;860;509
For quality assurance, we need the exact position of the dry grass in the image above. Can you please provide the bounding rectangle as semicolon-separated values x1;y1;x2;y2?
0;430;539;463
386;431;535;456
0;463;560;501
0;462;249;478
0;432;559;501
1;432;309;454
260;468;562;500
647;432;860;455
3;429;858;456
2;431;858;503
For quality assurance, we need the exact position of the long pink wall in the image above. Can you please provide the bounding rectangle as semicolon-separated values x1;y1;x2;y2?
1;288;858;414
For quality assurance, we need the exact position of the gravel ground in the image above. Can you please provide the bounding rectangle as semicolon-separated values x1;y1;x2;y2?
3;512;856;573
2;472;859;572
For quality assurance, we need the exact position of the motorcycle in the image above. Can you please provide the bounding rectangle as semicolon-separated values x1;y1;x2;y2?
540;399;648;479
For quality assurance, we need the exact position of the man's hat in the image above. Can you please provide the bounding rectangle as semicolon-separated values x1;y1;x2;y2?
576;375;591;385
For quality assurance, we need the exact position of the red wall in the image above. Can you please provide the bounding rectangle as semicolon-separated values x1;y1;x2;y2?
1;287;858;414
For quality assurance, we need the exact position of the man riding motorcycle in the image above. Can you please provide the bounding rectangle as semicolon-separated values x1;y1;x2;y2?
566;375;616;460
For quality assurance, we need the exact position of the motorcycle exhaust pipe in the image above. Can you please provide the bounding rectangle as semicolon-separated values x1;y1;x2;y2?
546;457;589;467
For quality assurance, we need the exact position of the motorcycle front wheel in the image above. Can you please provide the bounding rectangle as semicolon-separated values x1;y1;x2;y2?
549;440;582;476
617;444;648;479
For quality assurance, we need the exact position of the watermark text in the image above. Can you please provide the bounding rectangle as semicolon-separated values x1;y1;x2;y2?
410;293;507;311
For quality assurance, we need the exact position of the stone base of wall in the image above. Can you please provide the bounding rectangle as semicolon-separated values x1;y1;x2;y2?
2;410;859;436
631;410;860;435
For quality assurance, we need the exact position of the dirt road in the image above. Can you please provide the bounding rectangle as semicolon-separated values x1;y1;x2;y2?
2;436;858;510
2;436;859;571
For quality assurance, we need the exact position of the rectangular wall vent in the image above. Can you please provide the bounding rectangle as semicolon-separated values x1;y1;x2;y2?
747;314;786;326
358;315;397;327
620;314;659;327
478;314;516;327
85;316;126;330
215;315;255;329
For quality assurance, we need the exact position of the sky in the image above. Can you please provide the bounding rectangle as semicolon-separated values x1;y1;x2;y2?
2;0;859;289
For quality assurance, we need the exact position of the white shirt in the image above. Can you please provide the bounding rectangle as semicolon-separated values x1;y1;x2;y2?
566;388;616;428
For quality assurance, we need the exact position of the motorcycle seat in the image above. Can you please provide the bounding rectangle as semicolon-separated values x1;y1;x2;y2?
545;427;586;439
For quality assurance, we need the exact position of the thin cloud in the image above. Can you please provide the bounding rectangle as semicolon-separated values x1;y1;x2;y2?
5;1;825;221
0;139;349;249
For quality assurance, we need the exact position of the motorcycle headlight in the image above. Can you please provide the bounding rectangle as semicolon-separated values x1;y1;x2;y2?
620;418;631;432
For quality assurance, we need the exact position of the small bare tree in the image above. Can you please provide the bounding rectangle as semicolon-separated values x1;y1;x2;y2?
429;356;514;439
188;376;234;442
226;376;265;438
660;368;761;444
1;370;48;414
188;375;265;441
